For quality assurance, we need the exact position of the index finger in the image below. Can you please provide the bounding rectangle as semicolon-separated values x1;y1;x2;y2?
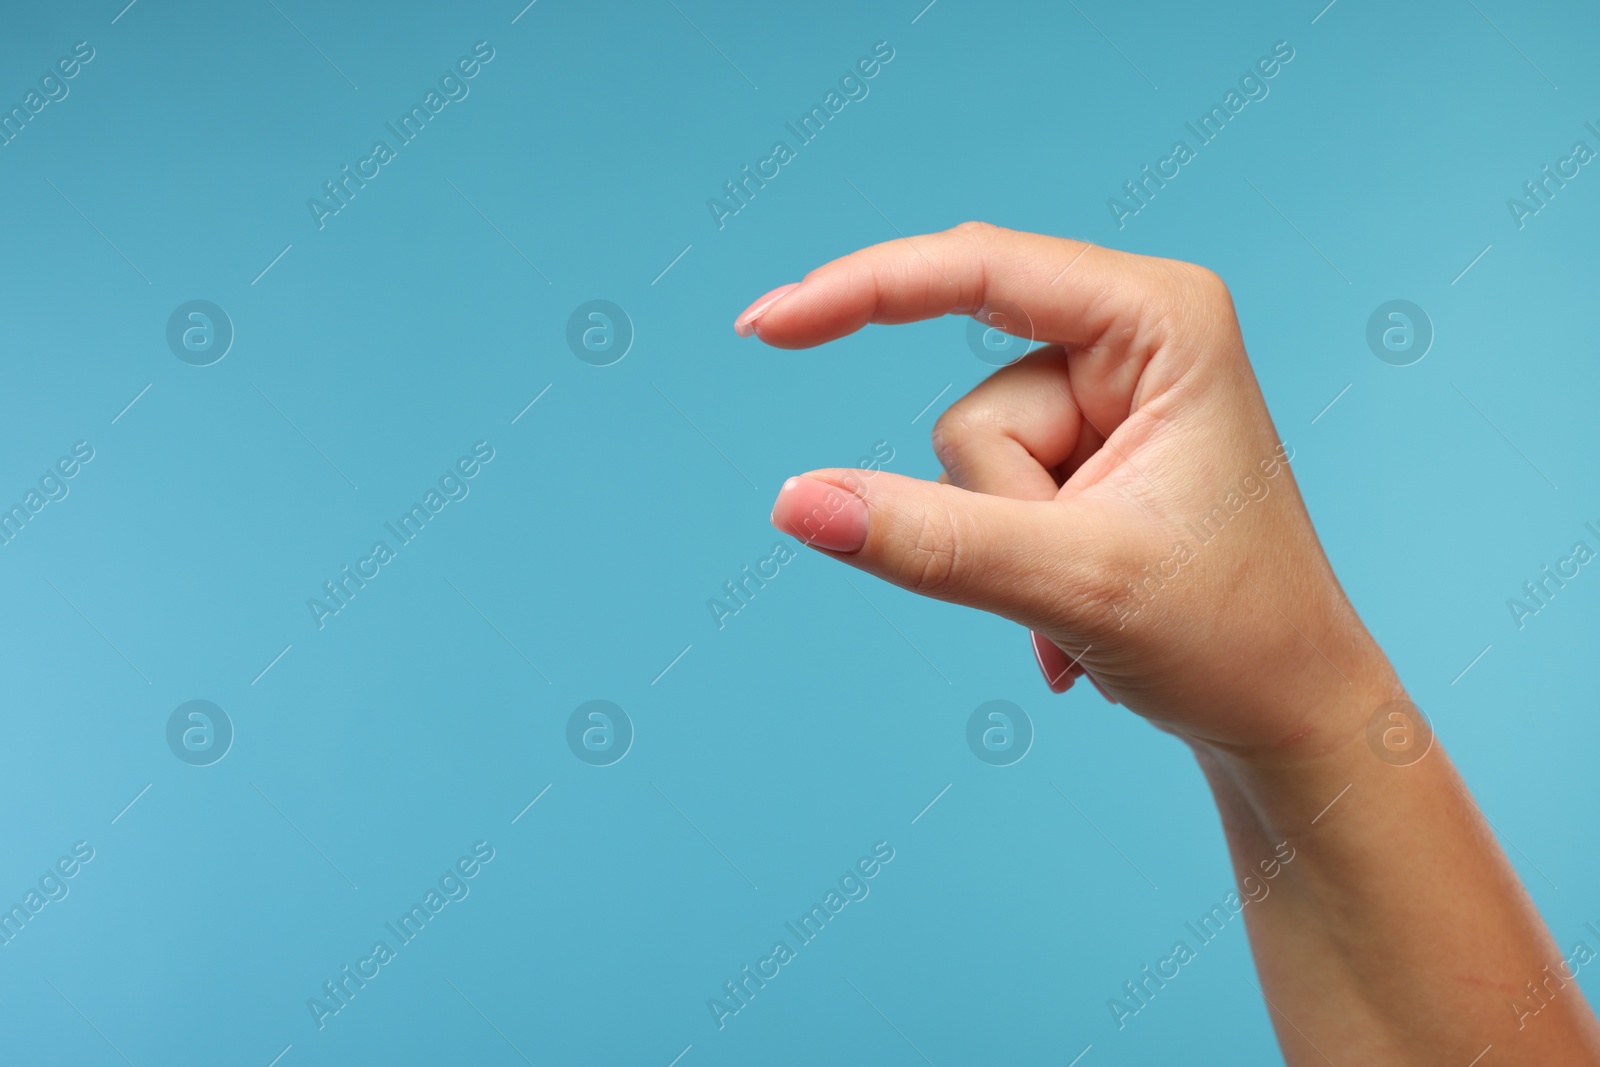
733;221;1176;351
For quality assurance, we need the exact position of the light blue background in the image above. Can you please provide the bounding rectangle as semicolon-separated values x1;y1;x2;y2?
0;0;1596;1063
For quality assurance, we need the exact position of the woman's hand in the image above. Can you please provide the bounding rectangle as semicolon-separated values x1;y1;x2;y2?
740;222;1600;1066
745;221;1393;761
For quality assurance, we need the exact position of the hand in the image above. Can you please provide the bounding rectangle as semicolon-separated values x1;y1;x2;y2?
741;222;1395;760
739;222;1600;1065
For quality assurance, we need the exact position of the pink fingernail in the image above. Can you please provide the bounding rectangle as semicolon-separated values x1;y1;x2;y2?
770;476;868;553
1030;631;1076;694
734;282;801;338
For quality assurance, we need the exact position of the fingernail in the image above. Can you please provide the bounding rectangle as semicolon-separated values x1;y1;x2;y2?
734;282;801;338
770;475;868;553
1030;631;1075;694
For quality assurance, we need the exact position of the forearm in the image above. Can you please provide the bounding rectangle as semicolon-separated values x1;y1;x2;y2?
1193;649;1600;1065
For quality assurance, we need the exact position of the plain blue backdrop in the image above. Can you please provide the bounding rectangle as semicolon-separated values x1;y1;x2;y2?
0;0;1596;1063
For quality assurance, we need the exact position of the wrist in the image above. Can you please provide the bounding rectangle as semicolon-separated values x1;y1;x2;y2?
1186;635;1411;833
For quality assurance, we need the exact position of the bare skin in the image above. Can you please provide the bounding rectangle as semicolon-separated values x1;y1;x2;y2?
739;222;1600;1065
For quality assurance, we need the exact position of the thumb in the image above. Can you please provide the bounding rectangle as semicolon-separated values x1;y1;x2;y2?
770;470;1131;631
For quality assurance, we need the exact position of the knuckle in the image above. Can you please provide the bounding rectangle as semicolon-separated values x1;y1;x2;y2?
951;219;998;240
929;404;987;472
1175;261;1234;310
1142;259;1240;352
1191;264;1233;303
900;505;964;597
